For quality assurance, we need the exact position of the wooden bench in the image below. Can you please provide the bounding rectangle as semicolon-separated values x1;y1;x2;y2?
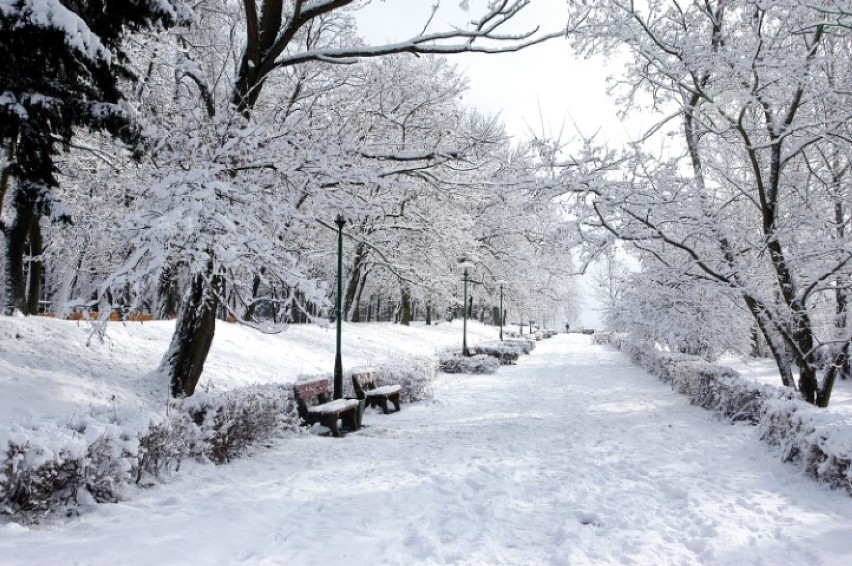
351;370;401;414
293;378;360;437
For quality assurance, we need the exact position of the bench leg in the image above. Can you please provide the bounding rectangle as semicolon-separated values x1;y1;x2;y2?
390;395;401;413
378;398;390;414
342;410;359;432
325;417;341;437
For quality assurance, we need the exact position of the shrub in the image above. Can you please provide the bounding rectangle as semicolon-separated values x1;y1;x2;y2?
369;355;438;403
503;338;535;354
439;353;501;374
1;383;301;523
471;341;522;364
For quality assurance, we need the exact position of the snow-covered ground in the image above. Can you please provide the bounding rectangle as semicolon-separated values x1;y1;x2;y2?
2;333;851;565
0;316;499;422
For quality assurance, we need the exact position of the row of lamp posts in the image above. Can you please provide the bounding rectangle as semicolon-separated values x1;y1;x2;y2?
332;217;518;399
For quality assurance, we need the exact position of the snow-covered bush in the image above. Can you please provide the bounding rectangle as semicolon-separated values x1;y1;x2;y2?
618;339;852;494
471;341;522;364
592;332;615;345
369;355;438;403
759;399;852;493
1;418;152;521
618;340;777;422
177;384;299;463
439;353;501;374
503;338;535;354
0;383;300;523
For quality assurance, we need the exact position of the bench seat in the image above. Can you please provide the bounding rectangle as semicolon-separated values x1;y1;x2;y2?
308;398;360;414
352;370;401;414
364;384;402;398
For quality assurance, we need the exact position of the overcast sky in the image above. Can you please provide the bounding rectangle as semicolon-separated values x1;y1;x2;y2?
354;0;625;143
355;0;618;327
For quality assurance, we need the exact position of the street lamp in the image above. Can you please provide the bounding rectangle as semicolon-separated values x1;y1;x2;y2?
333;214;346;400
459;260;475;356
496;279;507;341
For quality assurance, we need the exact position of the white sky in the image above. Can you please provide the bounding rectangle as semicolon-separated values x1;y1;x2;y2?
354;0;625;143
355;0;622;327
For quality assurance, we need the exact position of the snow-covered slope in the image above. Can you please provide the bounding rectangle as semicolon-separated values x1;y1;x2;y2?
0;316;500;423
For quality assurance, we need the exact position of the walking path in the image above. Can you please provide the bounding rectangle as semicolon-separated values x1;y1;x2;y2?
3;335;852;565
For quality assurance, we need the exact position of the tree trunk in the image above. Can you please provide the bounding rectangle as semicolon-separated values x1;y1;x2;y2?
244;270;263;321
3;186;37;315
352;270;368;322
400;287;412;326
425;301;432;325
156;265;180;319
344;243;368;321
161;268;220;398
743;296;796;389
24;217;42;314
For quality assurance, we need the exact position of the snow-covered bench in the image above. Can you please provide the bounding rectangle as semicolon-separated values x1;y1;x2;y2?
293;378;360;437
351;370;401;414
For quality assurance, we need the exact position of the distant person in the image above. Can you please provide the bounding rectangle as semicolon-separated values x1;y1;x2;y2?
565;323;570;333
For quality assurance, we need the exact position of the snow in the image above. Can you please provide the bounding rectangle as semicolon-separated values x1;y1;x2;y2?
2;0;111;63
307;399;359;414
0;316;497;423
2;331;852;564
366;384;402;396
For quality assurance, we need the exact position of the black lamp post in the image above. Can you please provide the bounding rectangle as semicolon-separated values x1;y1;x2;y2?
460;260;474;356
333;214;346;400
496;279;506;341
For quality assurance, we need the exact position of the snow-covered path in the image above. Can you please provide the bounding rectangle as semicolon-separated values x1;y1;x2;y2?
3;335;852;565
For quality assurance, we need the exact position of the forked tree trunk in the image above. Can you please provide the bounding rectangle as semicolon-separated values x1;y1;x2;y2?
162;267;221;398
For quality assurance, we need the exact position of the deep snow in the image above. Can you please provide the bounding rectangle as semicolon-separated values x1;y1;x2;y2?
2;332;851;565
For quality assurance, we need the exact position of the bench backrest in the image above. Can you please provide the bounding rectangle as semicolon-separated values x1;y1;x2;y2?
294;379;331;418
351;371;378;398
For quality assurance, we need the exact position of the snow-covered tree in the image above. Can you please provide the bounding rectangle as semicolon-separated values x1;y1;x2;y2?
564;0;852;405
126;0;564;397
0;0;193;315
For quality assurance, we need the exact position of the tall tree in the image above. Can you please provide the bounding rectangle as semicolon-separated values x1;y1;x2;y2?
120;0;564;397
565;0;852;406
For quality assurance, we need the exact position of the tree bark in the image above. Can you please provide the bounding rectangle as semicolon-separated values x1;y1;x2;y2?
400;286;412;326
344;242;368;321
3;186;37;315
24;217;43;314
156;265;180;319
161;266;221;398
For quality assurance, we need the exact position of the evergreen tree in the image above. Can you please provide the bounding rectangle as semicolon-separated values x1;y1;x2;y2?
0;0;192;314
